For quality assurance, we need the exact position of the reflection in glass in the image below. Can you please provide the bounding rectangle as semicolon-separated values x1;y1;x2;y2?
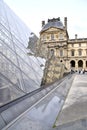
0;0;45;106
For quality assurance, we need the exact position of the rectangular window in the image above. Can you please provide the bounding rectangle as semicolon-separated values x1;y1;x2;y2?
60;50;63;56
59;33;63;40
47;35;49;39
79;43;81;47
72;44;74;47
71;50;74;56
51;34;54;40
79;50;82;56
86;50;87;55
43;35;46;40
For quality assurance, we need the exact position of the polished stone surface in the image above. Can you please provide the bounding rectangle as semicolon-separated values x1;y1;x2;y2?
27;96;63;126
55;74;87;126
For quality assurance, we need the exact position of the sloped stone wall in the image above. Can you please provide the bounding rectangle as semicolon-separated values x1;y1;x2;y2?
41;57;65;85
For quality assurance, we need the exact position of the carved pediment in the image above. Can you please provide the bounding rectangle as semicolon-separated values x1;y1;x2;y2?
45;27;63;33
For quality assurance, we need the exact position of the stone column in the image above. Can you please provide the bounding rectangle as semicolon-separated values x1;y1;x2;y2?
83;60;86;69
66;60;70;70
75;60;78;70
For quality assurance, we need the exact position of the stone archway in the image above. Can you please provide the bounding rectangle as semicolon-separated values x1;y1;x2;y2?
70;60;75;67
78;60;83;69
70;60;75;71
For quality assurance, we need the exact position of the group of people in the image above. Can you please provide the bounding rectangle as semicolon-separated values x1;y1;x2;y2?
70;69;86;74
78;69;85;74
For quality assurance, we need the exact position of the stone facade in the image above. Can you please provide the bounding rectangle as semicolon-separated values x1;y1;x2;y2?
36;17;87;85
39;17;87;71
41;56;65;85
68;38;87;71
38;18;68;85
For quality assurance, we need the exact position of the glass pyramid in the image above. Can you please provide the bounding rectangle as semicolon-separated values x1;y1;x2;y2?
0;0;45;106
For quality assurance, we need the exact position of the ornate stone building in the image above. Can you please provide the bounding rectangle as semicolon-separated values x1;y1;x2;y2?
39;17;87;72
35;17;87;85
68;36;87;71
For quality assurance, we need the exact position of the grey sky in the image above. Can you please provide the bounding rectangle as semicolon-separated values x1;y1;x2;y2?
4;0;87;38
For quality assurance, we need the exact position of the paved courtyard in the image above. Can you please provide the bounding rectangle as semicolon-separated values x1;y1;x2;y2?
55;74;87;126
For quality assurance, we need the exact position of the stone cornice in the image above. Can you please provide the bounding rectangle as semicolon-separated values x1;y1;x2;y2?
68;38;87;43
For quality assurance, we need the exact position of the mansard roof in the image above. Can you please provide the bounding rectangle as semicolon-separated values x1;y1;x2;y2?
41;18;64;33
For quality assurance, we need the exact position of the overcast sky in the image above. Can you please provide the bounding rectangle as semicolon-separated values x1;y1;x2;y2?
4;0;87;38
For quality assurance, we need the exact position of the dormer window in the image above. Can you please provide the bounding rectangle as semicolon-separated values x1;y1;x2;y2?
59;33;63;40
43;35;46;40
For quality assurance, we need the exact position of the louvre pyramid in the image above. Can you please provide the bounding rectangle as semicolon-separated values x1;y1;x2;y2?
0;0;45;106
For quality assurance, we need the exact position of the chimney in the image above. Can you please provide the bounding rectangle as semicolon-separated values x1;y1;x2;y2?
42;21;45;27
75;34;77;40
64;17;67;30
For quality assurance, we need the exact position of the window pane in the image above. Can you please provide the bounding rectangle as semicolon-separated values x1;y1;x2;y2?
51;34;54;40
71;50;74;56
60;50;63;56
79;50;82;56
